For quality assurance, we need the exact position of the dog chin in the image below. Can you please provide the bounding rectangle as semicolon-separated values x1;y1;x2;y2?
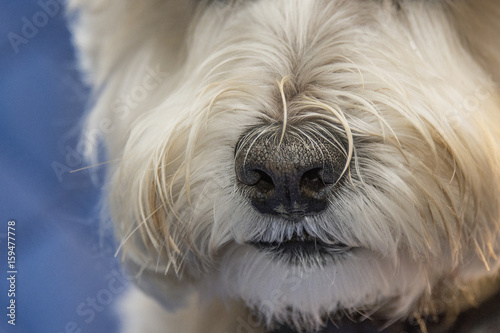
216;244;429;331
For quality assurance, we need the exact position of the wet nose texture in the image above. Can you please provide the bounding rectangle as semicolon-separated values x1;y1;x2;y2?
235;126;348;219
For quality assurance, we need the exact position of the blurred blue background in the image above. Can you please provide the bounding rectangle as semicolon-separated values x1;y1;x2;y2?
0;1;123;332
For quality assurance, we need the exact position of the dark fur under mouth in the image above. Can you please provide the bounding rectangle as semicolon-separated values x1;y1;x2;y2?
249;233;354;263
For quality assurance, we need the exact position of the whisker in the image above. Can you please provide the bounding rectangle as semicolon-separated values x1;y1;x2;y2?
114;203;165;258
70;158;123;173
277;75;292;145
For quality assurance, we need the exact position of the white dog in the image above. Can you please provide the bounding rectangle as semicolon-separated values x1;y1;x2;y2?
68;0;500;332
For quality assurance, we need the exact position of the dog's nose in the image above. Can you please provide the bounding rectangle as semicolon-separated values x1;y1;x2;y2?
235;126;347;219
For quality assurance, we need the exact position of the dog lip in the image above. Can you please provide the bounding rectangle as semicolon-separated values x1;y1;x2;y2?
249;236;353;254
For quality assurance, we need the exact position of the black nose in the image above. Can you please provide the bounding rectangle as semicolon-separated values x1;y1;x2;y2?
235;125;347;219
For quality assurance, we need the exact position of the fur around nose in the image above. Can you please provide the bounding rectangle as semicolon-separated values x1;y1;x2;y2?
235;126;347;219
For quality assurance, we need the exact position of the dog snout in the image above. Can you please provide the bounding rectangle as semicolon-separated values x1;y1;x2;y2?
235;126;347;219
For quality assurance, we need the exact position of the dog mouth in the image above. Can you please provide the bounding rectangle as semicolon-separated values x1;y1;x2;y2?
249;232;353;263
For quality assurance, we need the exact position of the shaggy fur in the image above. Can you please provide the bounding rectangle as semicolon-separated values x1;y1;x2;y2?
68;0;500;332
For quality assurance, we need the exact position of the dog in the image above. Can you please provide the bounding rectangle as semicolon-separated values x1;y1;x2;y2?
68;0;500;332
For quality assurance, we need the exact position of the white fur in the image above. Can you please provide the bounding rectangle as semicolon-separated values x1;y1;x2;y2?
68;0;500;332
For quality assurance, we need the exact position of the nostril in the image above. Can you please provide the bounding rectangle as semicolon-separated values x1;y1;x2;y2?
300;168;328;198
237;168;275;196
253;170;275;196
